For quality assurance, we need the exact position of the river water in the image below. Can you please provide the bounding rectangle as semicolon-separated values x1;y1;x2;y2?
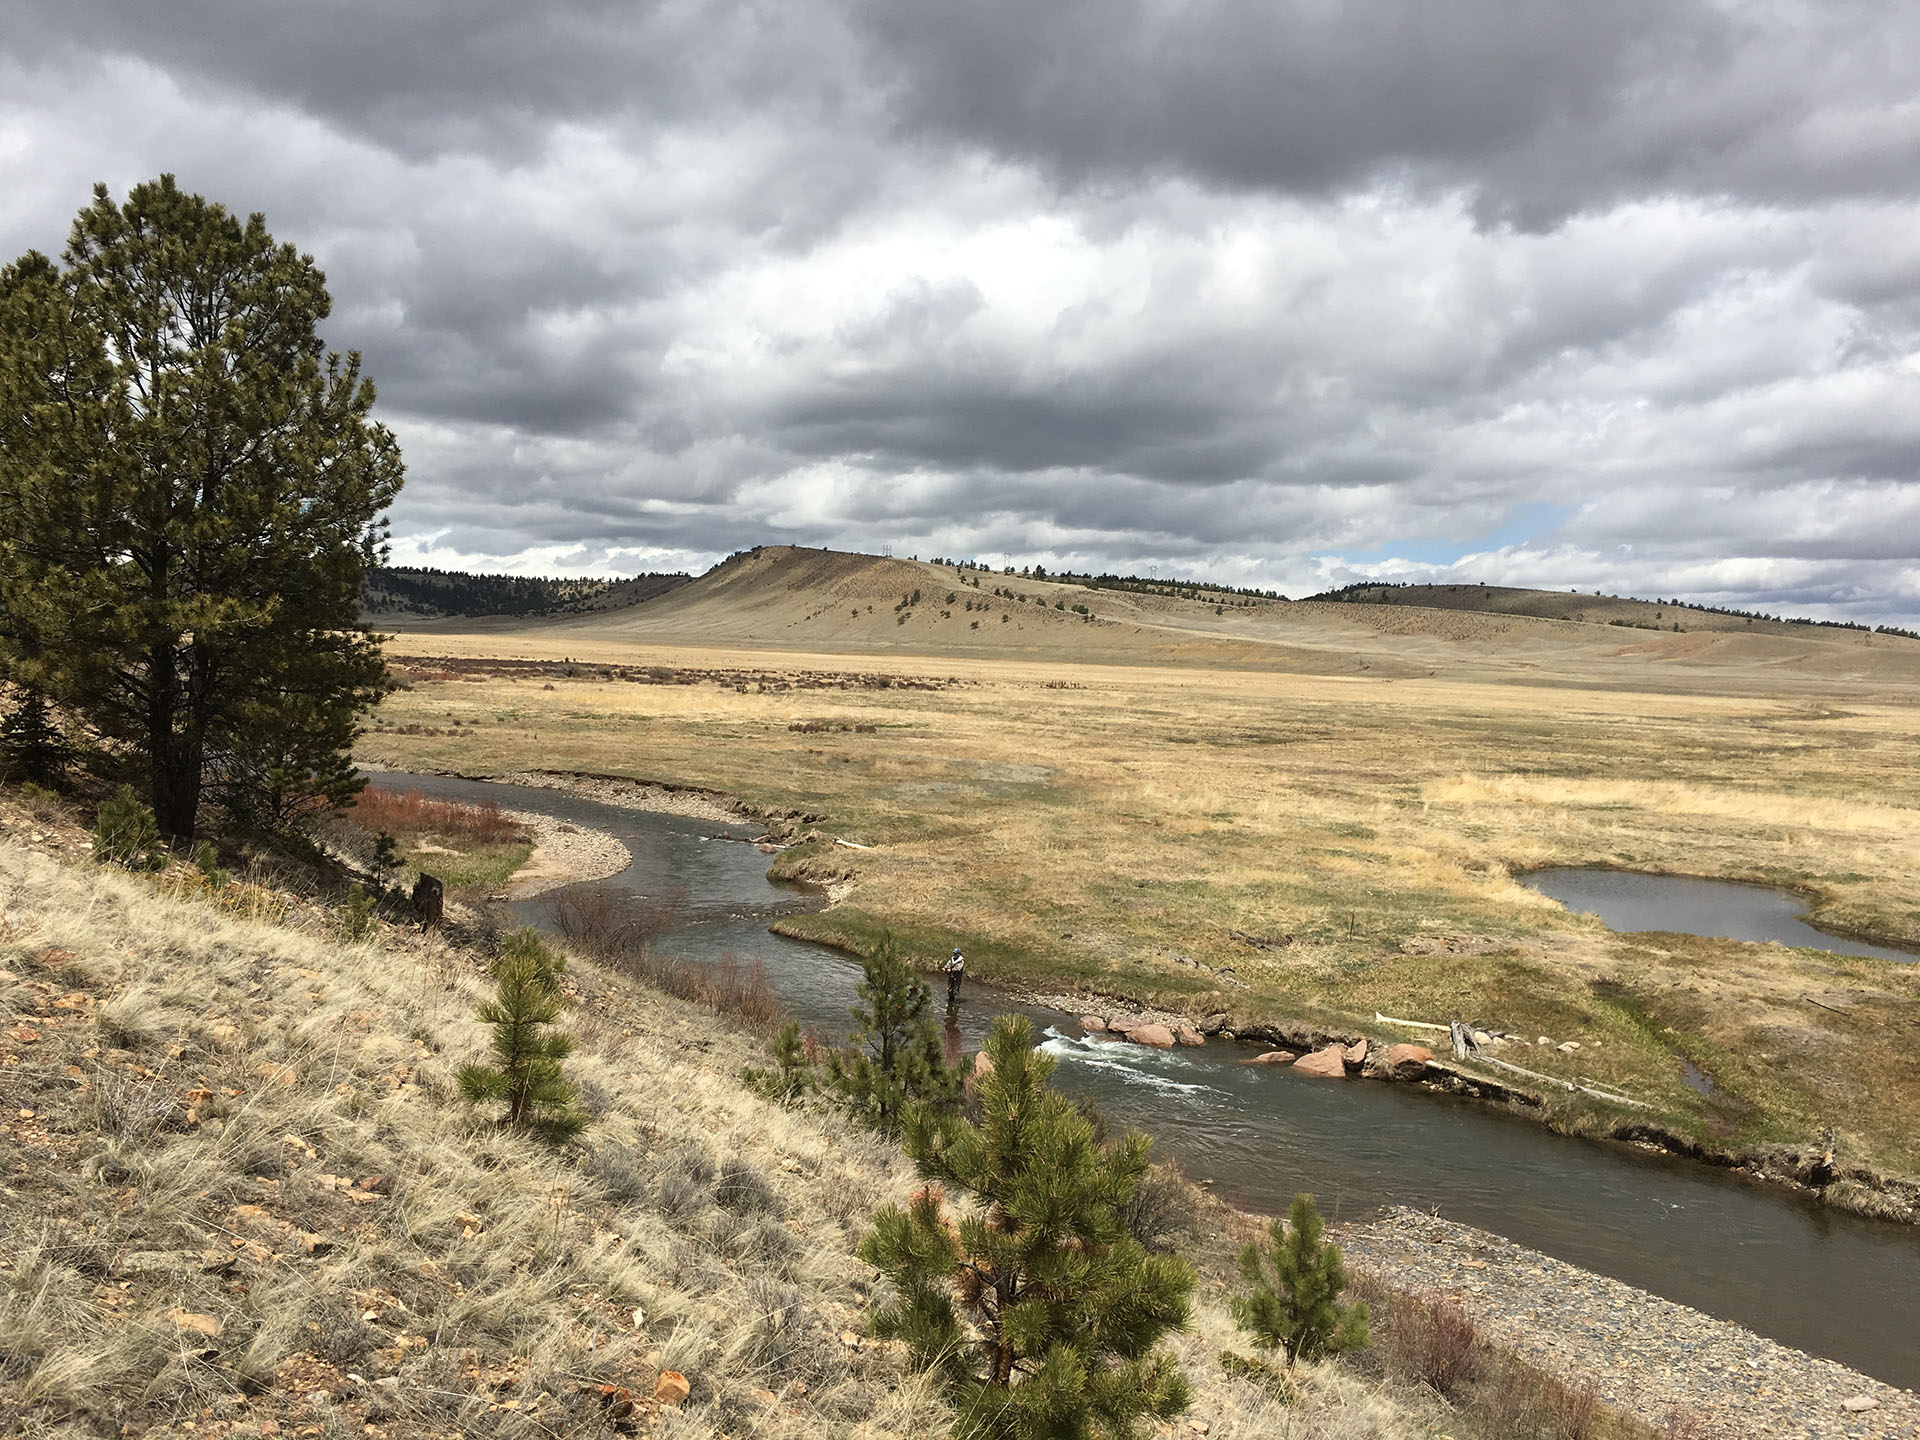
386;773;1920;1390
1519;867;1920;964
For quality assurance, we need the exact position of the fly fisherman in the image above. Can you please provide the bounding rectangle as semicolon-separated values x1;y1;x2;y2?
945;947;965;1005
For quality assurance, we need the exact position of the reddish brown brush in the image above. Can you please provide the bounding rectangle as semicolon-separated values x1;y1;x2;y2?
348;786;526;845
546;886;781;1033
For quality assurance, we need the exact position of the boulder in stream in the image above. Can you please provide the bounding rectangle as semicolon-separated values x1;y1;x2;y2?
1129;1023;1176;1049
1293;1047;1348;1078
1248;1050;1295;1065
1343;1038;1369;1070
1080;1015;1107;1032
1381;1043;1433;1079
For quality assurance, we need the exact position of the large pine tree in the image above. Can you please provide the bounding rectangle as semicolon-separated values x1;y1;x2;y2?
0;177;402;838
860;1015;1193;1440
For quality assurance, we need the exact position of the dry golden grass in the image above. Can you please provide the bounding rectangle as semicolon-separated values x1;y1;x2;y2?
357;606;1920;1185
3;796;1594;1440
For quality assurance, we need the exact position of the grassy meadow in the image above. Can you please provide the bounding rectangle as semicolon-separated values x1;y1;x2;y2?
358;633;1920;1186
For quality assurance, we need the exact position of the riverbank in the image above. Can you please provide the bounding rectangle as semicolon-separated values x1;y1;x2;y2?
366;763;1920;1231
769;907;1920;1231
495;806;632;899
1339;1208;1920;1439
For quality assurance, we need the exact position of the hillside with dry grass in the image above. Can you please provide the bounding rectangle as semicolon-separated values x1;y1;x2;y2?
4;788;1681;1440
389;547;1920;697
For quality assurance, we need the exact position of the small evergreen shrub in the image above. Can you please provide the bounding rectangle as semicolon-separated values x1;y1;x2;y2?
338;882;378;940
92;786;166;871
192;840;231;888
0;690;73;786
742;1020;817;1102
861;1014;1194;1439
822;934;957;1134
1232;1192;1369;1365
457;947;587;1142
496;926;566;988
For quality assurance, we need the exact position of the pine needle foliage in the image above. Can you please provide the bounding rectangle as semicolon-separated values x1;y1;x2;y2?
497;926;566;988
0;176;403;839
1231;1192;1369;1365
743;1020;818;1102
457;945;586;1143
92;785;166;871
825;934;958;1133
860;1014;1194;1440
0;689;73;785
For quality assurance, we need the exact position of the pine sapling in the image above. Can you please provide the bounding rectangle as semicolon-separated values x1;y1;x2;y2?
1232;1192;1369;1365
860;1014;1194;1440
92;785;166;870
743;1020;818;1102
826;933;958;1133
0;690;73;786
457;947;587;1142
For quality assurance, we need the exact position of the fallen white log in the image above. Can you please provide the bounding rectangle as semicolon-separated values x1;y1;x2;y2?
1465;1053;1652;1108
1374;1011;1452;1034
834;838;873;850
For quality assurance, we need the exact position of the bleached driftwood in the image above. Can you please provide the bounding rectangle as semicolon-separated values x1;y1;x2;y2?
834;838;873;850
1374;1012;1452;1034
1464;1052;1652;1108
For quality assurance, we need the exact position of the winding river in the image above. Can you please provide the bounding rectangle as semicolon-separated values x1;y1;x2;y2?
388;772;1920;1390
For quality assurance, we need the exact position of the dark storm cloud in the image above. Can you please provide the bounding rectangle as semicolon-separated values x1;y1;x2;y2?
851;0;1920;223
7;0;861;157
2;1;1918;622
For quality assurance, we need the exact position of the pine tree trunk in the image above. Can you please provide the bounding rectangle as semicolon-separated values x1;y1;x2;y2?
146;644;200;841
150;738;201;841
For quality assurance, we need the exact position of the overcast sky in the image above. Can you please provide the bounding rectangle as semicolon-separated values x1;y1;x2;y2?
6;3;1920;621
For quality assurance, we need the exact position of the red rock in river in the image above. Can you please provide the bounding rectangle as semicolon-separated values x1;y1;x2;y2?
1342;1038;1369;1070
1293;1047;1348;1078
1248;1051;1295;1065
1129;1023;1175;1049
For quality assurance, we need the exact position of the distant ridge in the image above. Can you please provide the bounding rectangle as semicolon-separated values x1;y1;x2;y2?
362;565;690;620
1303;581;1920;641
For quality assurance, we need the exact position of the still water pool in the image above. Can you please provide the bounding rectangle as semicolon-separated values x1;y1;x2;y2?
1519;868;1918;963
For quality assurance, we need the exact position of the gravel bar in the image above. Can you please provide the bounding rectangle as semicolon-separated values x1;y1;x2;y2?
1339;1207;1920;1439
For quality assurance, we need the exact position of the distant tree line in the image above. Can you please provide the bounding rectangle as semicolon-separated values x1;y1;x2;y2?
362;566;689;618
1306;582;1918;638
932;558;1285;604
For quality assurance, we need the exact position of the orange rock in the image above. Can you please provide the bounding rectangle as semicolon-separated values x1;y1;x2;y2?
1174;1027;1205;1047
1129;1024;1176;1048
1382;1043;1433;1078
161;1306;223;1337
653;1370;691;1407
1248;1051;1295;1065
1292;1047;1348;1078
1342;1039;1369;1070
1079;1015;1107;1032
